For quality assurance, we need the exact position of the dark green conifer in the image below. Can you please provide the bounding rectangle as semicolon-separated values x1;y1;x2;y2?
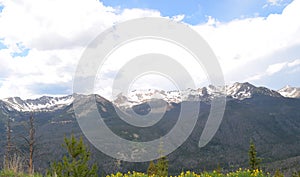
48;135;98;177
147;160;157;176
156;156;168;177
248;139;261;172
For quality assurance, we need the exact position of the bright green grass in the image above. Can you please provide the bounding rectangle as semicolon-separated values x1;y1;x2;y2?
0;170;43;177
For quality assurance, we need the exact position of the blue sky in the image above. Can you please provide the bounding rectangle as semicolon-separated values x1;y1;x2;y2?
0;39;7;50
101;0;292;24
0;0;299;99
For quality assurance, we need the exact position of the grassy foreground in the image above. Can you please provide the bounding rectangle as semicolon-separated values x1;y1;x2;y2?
0;169;42;177
0;169;267;177
105;169;267;177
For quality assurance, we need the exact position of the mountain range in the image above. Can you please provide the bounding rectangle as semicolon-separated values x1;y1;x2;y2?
1;82;299;113
0;82;300;175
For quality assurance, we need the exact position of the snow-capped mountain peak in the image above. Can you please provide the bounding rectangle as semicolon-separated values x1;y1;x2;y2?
278;85;300;98
225;82;282;100
113;89;184;108
1;95;73;112
226;82;255;100
112;82;284;108
1;82;298;112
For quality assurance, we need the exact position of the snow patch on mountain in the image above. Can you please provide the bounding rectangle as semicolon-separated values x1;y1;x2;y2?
1;82;297;112
2;95;73;112
113;88;207;108
278;85;300;98
226;82;253;99
113;82;283;108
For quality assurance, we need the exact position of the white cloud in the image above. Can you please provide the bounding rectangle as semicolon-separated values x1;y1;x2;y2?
194;0;300;80
246;59;300;82
0;0;162;51
263;0;285;8
267;0;283;6
266;62;287;75
287;59;300;67
0;0;300;99
0;0;161;99
172;14;185;22
94;38;207;99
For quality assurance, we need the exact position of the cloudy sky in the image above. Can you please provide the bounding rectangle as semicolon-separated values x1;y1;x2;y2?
0;0;300;99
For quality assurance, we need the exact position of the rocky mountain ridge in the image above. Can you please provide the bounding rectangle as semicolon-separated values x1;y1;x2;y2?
113;82;293;108
0;82;299;112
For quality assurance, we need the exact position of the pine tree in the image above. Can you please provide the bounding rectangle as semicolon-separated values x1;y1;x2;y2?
154;140;168;177
48;135;98;177
147;161;157;176
248;139;261;172
156;156;168;177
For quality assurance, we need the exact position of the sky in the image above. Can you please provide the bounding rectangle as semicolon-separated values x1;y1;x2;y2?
0;0;300;99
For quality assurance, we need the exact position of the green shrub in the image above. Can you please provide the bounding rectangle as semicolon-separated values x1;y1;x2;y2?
292;171;300;177
274;169;284;177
